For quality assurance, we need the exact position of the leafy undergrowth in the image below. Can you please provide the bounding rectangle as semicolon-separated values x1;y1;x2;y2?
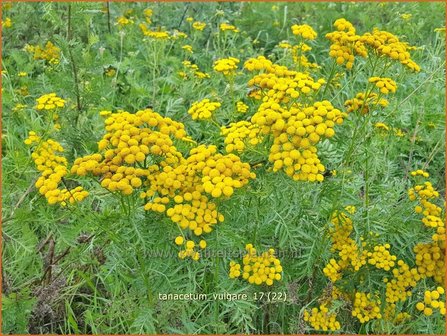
2;1;445;334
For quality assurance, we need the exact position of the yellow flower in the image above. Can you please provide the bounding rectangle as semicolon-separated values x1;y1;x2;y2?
213;57;240;75
35;93;66;111
192;21;206;31
13;103;27;112
345;92;388;114
304;304;341;331
400;13;412;20
99;110;112;117
219;22;239;33
278;40;292;49
116;16;133;27
144;8;153;18
25;132;88;206
182;45;193;53
360;27;420;72
229;244;282;286
221;121;262;153
374;122;390;131
172;30;188;39
369;77;397;94
139;23;170;39
175;236;184;245
28;41;60;64
236;101;249;113
2;17;12;28
291;24;317;40
188;99;221;120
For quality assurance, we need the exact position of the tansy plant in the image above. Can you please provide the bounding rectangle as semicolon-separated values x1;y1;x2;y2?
22;17;444;332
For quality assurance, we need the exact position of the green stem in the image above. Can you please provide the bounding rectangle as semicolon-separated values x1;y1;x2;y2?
66;4;82;114
106;2;111;34
214;226;220;332
152;41;159;105
320;60;337;98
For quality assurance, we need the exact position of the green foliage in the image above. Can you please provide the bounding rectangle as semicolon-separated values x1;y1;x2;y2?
2;1;445;334
2;290;37;334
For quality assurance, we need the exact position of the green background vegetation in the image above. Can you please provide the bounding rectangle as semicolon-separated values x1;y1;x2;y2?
2;1;445;334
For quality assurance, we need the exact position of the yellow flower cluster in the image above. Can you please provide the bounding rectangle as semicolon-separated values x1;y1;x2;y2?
292;44;319;69
116;16;133;27
410;169;430;178
384;260;420;304
242;55;346;182
165;194;223;235
367;244;397;271
71;109;187;197
303;304;341;331
219;22;239;33
13;103;27;112
145;144;254;235
229;244;282;286
414;242;444;282
310;175;444;329
199;147;255;198
278;40;318;69
175;237;207;261
182;44;193;53
345;92;389;114
383;304;411;324
171;30;188;40
360;28;420;72
264;102;344;181
188;99;221;120
326;18;420;72
244;55;274;72
2;17;12;28
416;288;446;316
71;108;255;249
369;77;397;94
181;60;210;79
374;123;406;138
278;40;292;49
26;41;60;64
24;131;41;146
35;93;65;110
236;101;249;113
323;258;342;282
410;179;445;244
213;57;240;75
25;132;88;205
374;122;390;131
352;292;382;323
139;23;170;39
245;56;325;103
291;24;317;40
143;8;153;23
326;206;420;308
192;21;206;31
221;121;263;153
326;19;367;69
34;93;65;130
328;207;368;272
